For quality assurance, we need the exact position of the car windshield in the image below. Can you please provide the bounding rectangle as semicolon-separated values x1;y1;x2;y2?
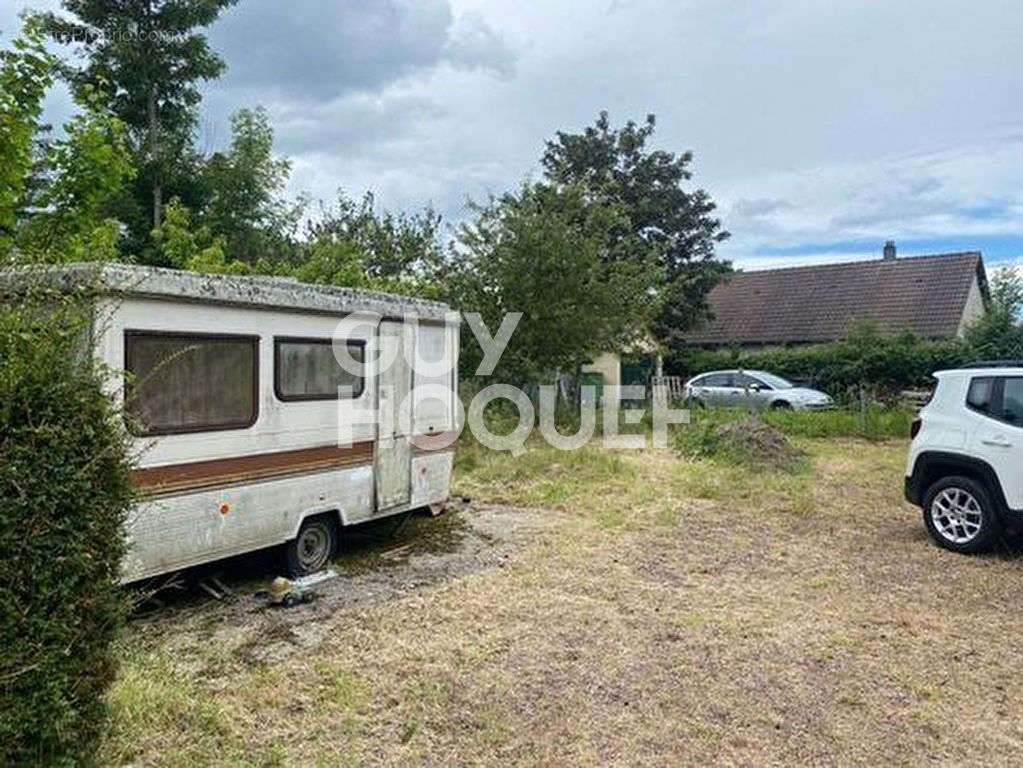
752;372;794;390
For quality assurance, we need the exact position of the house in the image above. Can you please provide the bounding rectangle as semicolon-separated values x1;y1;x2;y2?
581;352;623;387
686;243;989;348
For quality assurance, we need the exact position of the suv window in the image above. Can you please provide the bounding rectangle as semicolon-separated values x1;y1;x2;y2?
1002;378;1023;425
966;377;995;414
966;376;1023;427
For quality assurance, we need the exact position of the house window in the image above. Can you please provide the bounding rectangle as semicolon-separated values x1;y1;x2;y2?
274;337;365;401
124;331;259;436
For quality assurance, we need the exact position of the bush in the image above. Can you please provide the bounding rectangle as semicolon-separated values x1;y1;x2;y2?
668;324;974;402
0;281;135;768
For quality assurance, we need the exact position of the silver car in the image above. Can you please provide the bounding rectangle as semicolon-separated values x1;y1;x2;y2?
684;369;833;410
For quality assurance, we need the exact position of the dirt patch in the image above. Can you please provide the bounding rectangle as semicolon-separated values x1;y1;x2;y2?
127;502;558;665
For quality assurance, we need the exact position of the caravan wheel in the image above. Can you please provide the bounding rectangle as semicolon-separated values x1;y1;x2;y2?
284;515;337;577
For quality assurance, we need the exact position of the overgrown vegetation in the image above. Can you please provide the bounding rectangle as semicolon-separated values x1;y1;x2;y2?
673;414;807;472
965;265;1023;360
674;406;914;473
92;434;1023;766
0;279;135;768
670;321;973;401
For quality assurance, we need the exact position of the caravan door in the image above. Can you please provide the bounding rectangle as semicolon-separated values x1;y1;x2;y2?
375;319;414;511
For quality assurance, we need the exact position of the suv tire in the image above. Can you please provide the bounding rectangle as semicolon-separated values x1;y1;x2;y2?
922;475;1002;554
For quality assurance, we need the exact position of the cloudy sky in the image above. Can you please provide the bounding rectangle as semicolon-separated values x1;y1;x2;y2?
4;0;1023;269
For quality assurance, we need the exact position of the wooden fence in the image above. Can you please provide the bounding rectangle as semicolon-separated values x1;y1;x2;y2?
650;375;686;405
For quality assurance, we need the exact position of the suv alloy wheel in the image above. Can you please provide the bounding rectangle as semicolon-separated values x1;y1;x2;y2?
921;475;1002;553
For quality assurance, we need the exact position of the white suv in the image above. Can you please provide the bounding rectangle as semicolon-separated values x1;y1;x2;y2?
905;363;1023;553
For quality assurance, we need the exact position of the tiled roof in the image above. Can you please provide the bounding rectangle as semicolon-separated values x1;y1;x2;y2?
687;252;986;346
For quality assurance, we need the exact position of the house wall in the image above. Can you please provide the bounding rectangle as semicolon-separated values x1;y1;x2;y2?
957;274;987;336
581;352;621;386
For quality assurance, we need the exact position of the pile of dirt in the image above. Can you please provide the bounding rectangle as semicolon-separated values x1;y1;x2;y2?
676;415;806;472
712;417;805;472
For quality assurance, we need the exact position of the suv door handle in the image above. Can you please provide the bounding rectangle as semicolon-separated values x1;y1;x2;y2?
982;437;1013;447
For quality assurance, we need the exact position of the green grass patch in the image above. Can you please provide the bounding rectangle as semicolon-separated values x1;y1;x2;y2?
454;435;636;518
686;406;914;441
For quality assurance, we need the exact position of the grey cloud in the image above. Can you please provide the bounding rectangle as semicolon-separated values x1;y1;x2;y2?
273;94;446;156
443;11;515;78
730;198;794;218
828;172;947;230
208;0;514;102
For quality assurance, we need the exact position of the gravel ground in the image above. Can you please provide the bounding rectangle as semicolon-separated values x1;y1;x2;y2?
127;501;559;663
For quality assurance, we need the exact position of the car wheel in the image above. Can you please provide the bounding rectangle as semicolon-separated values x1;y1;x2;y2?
770;400;792;410
922;475;1002;554
689;398;706;409
284;515;338;577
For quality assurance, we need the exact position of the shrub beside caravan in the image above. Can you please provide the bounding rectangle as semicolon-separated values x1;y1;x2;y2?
39;264;460;582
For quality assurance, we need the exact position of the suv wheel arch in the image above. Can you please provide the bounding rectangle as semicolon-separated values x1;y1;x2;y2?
908;451;1010;515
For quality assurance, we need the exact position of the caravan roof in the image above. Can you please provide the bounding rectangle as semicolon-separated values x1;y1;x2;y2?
2;262;452;321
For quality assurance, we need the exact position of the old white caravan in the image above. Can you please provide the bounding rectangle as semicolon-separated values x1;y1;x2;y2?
60;264;459;582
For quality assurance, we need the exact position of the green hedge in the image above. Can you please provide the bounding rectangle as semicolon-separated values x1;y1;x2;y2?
668;326;975;402
0;284;135;768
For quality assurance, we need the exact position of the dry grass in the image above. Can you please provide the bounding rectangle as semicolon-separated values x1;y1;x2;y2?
100;437;1023;767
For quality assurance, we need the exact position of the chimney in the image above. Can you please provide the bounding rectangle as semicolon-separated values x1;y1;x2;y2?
883;240;896;261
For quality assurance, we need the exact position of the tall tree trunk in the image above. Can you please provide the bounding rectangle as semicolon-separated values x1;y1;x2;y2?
148;83;161;230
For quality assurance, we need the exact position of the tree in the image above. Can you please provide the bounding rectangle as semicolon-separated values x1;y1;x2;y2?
171;186;445;298
201;107;302;263
966;267;1023;360
150;197;232;272
1;278;135;768
0;21;53;252
451;182;662;382
16;91;134;264
33;0;238;252
305;191;445;281
541;112;730;349
1;25;133;266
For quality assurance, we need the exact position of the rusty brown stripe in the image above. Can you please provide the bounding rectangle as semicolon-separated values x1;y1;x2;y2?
133;441;374;497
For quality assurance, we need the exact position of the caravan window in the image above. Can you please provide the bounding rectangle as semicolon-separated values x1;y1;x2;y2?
124;331;259;435
274;337;365;401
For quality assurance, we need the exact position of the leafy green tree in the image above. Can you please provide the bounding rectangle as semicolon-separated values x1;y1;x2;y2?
305;191;444;281
201;107;302;263
541;112;730;349
452;182;662;382
150;197;232;272
16;91;134;264
33;0;239;252
966;267;1023;360
1;25;133;265
171;186;443;298
0;21;54;252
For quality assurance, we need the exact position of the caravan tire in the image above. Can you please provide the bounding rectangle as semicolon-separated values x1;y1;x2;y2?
284;515;338;577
